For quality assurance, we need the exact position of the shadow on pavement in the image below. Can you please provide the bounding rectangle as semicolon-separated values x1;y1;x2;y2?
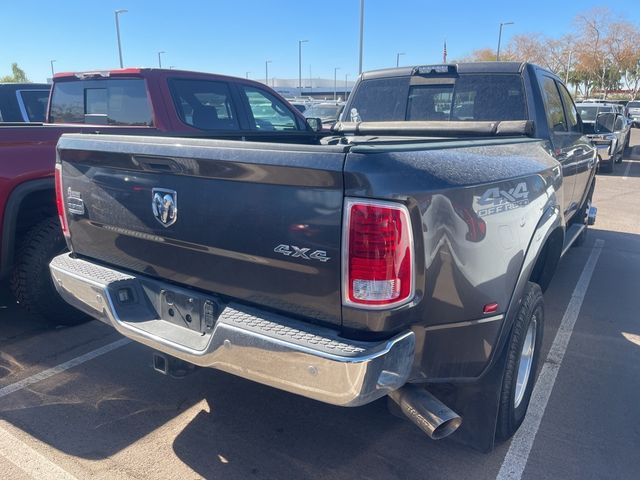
171;371;497;480
0;229;635;478
0;344;205;460
0;281;50;345
0;342;497;478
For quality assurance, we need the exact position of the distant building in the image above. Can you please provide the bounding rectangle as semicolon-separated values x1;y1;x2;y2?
256;78;356;100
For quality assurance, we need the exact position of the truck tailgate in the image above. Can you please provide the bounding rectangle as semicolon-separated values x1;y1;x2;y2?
57;134;347;327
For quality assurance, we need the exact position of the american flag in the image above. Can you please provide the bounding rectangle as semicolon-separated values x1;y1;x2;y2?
443;40;447;63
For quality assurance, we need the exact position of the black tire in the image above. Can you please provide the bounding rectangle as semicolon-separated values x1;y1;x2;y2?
573;179;595;247
9;217;87;325
496;282;544;441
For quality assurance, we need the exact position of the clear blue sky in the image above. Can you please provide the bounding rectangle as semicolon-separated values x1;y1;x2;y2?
3;0;640;83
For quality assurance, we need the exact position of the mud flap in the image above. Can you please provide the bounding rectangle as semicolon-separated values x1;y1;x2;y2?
427;336;510;453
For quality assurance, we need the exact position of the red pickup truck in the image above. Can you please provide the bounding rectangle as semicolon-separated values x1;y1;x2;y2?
0;68;320;323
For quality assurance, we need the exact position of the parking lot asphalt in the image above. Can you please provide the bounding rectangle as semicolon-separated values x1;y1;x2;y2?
1;130;639;480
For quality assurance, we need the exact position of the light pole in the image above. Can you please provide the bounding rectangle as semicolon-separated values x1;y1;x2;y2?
50;60;56;78
358;0;365;74
496;21;514;61
396;52;405;67
246;71;250;79
344;73;348;99
265;60;272;85
157;51;165;68
114;9;127;68
298;40;308;92
334;67;340;101
565;50;573;85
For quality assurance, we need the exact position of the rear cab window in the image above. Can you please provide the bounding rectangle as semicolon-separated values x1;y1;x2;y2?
348;73;527;122
169;79;239;131
49;78;153;126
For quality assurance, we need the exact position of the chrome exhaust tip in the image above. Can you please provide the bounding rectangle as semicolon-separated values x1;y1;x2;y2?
389;385;462;440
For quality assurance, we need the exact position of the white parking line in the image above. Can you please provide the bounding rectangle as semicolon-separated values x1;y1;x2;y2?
0;338;131;479
0;338;130;399
496;239;604;480
0;422;79;480
622;160;632;180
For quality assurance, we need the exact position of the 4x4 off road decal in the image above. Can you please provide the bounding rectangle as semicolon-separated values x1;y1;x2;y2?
477;182;529;217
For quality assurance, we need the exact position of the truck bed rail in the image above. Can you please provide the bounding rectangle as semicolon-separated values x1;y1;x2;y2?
333;120;535;137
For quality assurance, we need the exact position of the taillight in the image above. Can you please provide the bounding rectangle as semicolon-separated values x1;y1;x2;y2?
54;163;69;239
343;199;414;308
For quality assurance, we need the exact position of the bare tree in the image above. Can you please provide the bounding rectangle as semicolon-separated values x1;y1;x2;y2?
458;48;500;62
457;7;640;99
606;21;640;99
503;34;547;66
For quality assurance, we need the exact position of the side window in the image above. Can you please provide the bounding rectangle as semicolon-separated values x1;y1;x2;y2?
539;76;566;133
614;115;624;131
170;79;239;131
18;90;49;122
556;82;580;133
240;86;300;131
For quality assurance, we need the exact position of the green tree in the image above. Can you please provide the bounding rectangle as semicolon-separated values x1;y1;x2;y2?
0;63;30;83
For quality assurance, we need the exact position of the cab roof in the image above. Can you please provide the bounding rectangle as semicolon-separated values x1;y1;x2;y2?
360;62;527;80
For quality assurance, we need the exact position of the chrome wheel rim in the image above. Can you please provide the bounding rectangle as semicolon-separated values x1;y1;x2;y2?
514;316;537;409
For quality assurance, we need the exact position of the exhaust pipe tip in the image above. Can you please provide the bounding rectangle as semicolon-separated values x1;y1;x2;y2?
430;416;463;440
389;385;462;440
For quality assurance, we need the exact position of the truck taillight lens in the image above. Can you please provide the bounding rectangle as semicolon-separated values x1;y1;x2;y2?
54;163;69;238
343;199;414;308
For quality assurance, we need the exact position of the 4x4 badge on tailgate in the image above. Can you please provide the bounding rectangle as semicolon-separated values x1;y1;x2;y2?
152;188;178;227
274;244;330;262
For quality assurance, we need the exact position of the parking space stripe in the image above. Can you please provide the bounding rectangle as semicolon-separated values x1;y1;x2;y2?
0;422;79;480
0;338;131;399
496;239;604;480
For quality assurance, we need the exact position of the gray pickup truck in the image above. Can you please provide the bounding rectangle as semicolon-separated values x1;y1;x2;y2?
49;62;597;451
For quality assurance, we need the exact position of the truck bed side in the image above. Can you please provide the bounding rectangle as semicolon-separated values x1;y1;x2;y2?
341;137;561;379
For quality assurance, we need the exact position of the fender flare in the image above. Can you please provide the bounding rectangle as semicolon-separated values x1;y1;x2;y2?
435;203;564;452
474;202;564;382
0;178;55;279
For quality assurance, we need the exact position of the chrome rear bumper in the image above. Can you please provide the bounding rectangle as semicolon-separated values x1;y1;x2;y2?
50;253;415;406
